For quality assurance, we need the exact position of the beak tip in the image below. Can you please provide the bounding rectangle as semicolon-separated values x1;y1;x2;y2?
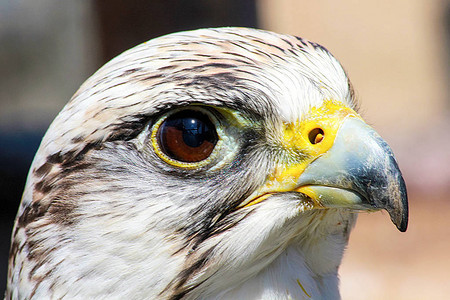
394;211;408;232
397;205;409;232
388;187;409;232
396;178;409;232
398;221;408;232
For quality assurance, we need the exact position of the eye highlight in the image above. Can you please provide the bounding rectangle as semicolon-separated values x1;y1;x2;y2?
154;110;219;164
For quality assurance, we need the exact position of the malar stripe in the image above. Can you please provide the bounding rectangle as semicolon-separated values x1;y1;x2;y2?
169;248;215;300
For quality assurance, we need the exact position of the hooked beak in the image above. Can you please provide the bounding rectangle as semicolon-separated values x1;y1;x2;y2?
240;102;408;232
296;117;408;232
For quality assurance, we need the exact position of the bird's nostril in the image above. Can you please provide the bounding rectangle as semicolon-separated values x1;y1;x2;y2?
308;128;324;144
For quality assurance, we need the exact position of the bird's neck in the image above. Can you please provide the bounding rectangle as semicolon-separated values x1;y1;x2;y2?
200;210;355;300
214;245;340;300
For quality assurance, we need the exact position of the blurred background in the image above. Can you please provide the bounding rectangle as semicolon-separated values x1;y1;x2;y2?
0;0;448;298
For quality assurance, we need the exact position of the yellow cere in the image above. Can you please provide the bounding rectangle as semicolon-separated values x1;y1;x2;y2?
281;100;360;157
241;100;362;208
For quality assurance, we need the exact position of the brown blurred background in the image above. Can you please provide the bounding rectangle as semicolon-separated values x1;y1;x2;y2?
1;1;449;298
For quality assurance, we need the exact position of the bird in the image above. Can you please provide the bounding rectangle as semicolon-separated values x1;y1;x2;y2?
6;27;408;300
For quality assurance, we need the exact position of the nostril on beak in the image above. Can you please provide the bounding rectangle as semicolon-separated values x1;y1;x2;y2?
308;128;324;144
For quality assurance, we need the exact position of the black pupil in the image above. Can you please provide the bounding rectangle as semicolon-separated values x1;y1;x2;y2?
166;111;215;147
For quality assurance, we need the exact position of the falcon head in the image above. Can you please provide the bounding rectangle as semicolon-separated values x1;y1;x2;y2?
7;27;408;299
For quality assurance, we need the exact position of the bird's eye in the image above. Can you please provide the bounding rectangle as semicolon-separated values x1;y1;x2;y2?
156;110;218;163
